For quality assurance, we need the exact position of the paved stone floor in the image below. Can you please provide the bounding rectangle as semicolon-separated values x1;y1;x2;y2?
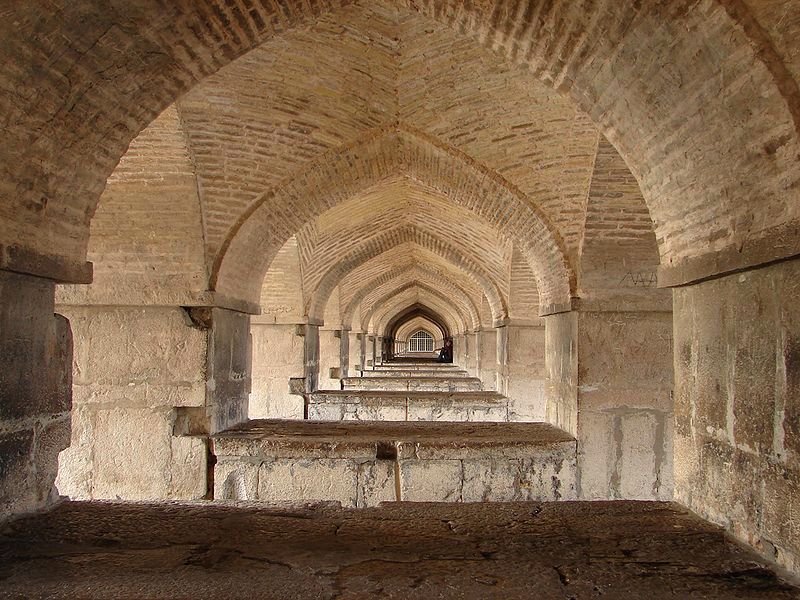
0;500;798;599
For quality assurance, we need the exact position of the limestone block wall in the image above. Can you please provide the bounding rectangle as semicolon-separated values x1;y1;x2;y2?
0;272;72;520
479;330;498;391
318;328;341;390
249;323;304;419
55;306;207;501
207;308;252;434
545;312;578;436
673;258;800;574
348;332;362;376
576;311;673;501
507;324;547;421
544;309;672;501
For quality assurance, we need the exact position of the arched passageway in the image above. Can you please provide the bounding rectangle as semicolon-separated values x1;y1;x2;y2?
1;1;799;594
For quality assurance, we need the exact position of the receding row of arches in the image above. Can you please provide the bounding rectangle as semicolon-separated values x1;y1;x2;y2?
0;0;798;581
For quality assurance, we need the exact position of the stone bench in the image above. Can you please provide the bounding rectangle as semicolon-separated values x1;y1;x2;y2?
307;390;509;421
369;362;461;371
213;420;577;507
356;369;470;378
342;376;482;392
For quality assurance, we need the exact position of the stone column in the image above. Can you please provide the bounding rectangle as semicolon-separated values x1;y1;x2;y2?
506;323;546;421
204;307;252;434
250;321;304;419
56;304;251;502
0;271;72;520
495;325;509;395
479;328;498;391
575;309;672;501
464;332;478;377
339;328;350;378
368;335;376;369
359;333;367;371
672;258;800;573
317;327;341;390
544;308;673;502
348;331;362;375
303;323;320;393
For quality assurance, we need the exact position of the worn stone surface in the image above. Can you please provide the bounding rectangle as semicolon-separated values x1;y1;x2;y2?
212;420;575;505
674;258;800;575
307;391;510;422
54;306;208;502
576;311;674;501
249;323;304;419
0;271;72;521
0;500;798;599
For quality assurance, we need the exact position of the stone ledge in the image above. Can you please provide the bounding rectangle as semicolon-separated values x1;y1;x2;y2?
658;219;800;288
213;419;574;450
0;246;93;284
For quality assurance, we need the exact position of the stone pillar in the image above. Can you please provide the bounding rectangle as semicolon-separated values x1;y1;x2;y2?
56;304;250;502
464;332;478;377
339;329;350;378
303;324;320;393
452;334;464;367
317;327;341;390
205;307;252;434
544;308;673;502
479;328;498;391
0;271;72;520
673;258;800;573
368;335;376;368
359;333;367;371
506;323;546;421
348;331;362;376
496;325;508;394
544;312;578;435
575;309;673;501
250;322;304;419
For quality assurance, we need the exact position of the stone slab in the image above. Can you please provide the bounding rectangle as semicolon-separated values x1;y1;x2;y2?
0;501;797;599
342;376;482;392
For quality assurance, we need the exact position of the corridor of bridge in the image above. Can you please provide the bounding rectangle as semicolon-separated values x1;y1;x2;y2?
1;1;800;597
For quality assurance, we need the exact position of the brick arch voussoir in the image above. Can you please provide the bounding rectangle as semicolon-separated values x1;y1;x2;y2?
217;126;569;310
305;226;506;325
350;266;481;333
342;264;481;332
3;0;797;285
367;285;467;337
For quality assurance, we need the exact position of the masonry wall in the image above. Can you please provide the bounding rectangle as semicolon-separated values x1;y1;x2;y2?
577;310;673;500
250;323;304;419
55;306;207;501
674;258;800;573
545;312;578;436
479;330;497;391
507;324;546;421
0;272;72;520
319;328;342;390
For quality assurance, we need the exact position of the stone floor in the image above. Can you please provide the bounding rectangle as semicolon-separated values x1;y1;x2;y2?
1;500;798;599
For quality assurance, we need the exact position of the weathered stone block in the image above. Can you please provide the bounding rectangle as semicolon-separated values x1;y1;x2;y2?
258;459;358;507
357;461;396;507
170;436;207;500
91;408;173;500
400;460;463;502
215;460;259;501
577;410;614;500
34;416;71;505
0;429;35;517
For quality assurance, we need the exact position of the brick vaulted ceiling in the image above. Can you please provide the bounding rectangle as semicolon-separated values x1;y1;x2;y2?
33;0;800;322
2;0;799;299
